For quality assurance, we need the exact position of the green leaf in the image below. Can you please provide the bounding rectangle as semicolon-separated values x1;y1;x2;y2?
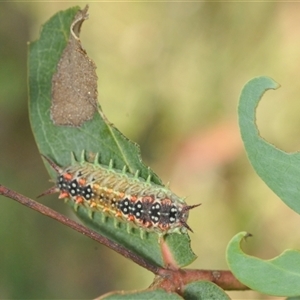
28;6;162;183
72;203;195;267
226;232;300;296
100;282;230;300
28;6;196;268
183;281;230;300
99;289;183;300
238;76;300;214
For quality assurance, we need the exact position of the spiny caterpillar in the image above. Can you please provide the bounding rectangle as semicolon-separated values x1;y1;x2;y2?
41;152;200;236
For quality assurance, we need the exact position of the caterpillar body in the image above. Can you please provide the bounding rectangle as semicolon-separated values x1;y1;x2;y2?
41;152;200;236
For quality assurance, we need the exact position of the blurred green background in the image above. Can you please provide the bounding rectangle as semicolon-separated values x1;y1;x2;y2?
1;2;300;299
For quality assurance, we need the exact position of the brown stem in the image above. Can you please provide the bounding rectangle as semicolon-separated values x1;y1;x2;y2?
183;269;249;290
0;184;161;275
155;269;249;293
0;184;249;292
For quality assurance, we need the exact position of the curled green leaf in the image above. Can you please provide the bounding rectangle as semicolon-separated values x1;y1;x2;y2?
238;76;300;214
227;232;300;296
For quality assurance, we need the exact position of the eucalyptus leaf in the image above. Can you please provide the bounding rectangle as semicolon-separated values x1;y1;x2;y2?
28;6;196;268
227;232;300;296
99;289;183;300
238;76;300;214
183;281;230;300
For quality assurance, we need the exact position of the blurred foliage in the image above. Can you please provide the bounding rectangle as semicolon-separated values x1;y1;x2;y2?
1;2;300;299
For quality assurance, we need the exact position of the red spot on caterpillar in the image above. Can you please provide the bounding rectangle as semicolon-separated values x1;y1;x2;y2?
59;191;69;199
115;211;122;218
75;196;84;204
127;215;135;222
63;173;73;181
78;178;86;186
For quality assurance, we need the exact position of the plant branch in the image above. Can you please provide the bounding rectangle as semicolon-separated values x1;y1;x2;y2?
0;184;249;292
154;268;249;293
183;269;249;290
0;184;161;275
